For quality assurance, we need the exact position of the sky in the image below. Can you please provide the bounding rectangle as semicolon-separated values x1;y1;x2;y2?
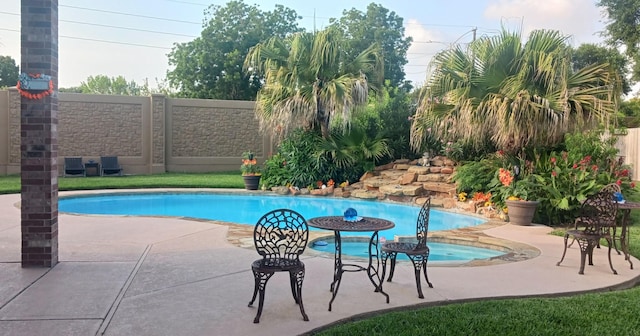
0;0;607;89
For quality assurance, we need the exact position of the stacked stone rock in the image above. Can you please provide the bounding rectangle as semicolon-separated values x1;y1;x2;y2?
352;157;458;208
269;156;459;209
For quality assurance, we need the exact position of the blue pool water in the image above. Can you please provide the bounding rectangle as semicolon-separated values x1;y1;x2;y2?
311;241;504;262
59;192;502;261
59;193;486;237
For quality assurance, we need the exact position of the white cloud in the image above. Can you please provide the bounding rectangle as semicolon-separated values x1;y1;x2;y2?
484;0;604;46
404;20;451;87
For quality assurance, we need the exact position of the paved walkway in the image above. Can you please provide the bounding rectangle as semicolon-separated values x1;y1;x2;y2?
0;191;639;336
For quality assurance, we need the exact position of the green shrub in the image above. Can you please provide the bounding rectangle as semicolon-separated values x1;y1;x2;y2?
354;84;419;162
452;159;501;194
260;153;289;188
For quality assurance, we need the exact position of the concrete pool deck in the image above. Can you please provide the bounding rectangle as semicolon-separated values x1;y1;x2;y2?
0;190;639;336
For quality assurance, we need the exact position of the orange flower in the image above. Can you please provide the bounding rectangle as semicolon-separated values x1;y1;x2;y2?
498;168;513;187
327;179;335;187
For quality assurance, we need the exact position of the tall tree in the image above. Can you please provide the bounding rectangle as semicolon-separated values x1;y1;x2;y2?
330;3;412;88
0;55;19;88
571;43;630;95
597;0;640;81
167;1;301;100
411;29;618;154
78;75;143;95
244;28;383;139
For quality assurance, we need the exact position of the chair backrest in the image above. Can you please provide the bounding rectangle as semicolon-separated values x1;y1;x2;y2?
65;157;83;169
600;183;622;195
415;196;431;249
101;156;119;168
578;190;617;234
253;209;309;261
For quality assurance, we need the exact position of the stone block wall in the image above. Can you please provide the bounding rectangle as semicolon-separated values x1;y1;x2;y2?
0;89;269;175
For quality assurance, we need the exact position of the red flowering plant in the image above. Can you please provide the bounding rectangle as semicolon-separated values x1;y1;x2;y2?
240;151;261;176
531;151;623;225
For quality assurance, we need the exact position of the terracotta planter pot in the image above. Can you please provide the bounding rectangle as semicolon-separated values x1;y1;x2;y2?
242;175;261;190
506;200;539;226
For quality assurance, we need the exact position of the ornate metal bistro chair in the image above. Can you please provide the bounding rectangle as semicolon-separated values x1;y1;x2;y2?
568;183;622;253
557;190;618;275
248;209;309;323
381;196;433;299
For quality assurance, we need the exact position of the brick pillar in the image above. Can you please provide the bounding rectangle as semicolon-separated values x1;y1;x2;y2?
20;0;59;267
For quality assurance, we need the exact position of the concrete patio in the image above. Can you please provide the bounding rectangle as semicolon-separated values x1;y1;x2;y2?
0;191;639;336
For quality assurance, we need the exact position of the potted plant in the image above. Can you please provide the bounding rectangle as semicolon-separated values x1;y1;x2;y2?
490;167;540;226
241;151;261;190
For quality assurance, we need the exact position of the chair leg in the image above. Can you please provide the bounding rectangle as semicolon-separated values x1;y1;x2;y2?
579;249;588;275
289;271;299;304
290;269;309;321
422;259;433;288
386;252;397;282
249;270;273;323
408;255;424;299
575;238;590;275
556;233;570;267
248;274;260;307
605;237;618;275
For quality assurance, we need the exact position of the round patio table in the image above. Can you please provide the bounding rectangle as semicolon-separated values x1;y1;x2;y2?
307;216;394;311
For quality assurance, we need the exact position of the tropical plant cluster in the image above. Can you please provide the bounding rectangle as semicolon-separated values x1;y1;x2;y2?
260;127;390;189
454;130;635;226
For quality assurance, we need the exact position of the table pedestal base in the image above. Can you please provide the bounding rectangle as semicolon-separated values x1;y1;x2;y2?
327;231;389;311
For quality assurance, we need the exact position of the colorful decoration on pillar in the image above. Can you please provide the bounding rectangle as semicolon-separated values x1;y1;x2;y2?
16;73;54;100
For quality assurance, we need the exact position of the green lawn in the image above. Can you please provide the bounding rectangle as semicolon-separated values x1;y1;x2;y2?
315;194;640;336
2;173;639;336
0;172;244;194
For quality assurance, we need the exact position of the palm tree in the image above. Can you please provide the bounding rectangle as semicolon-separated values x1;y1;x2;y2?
411;29;619;154
244;28;383;139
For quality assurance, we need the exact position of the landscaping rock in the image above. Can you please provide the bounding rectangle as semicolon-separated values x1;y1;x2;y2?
394;159;410;164
400;172;417;185
272;186;289;195
352;190;379;199
444;158;456;166
422;182;457;196
431;159;444;166
402;185;423;196
375;162;395;171
379;184;405;196
407;166;429;175
431;197;457;209
418;174;445;182
440;167;454;174
394;164;411;170
359;171;376;181
387;195;415;203
379;170;404;180
364;176;391;188
429;167;442;173
415;197;430;206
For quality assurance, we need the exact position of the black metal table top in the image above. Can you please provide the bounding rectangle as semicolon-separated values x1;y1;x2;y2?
307;216;394;232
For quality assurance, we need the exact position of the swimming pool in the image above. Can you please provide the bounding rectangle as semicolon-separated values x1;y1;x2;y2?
59;192;486;238
311;240;504;262
59;192;502;261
